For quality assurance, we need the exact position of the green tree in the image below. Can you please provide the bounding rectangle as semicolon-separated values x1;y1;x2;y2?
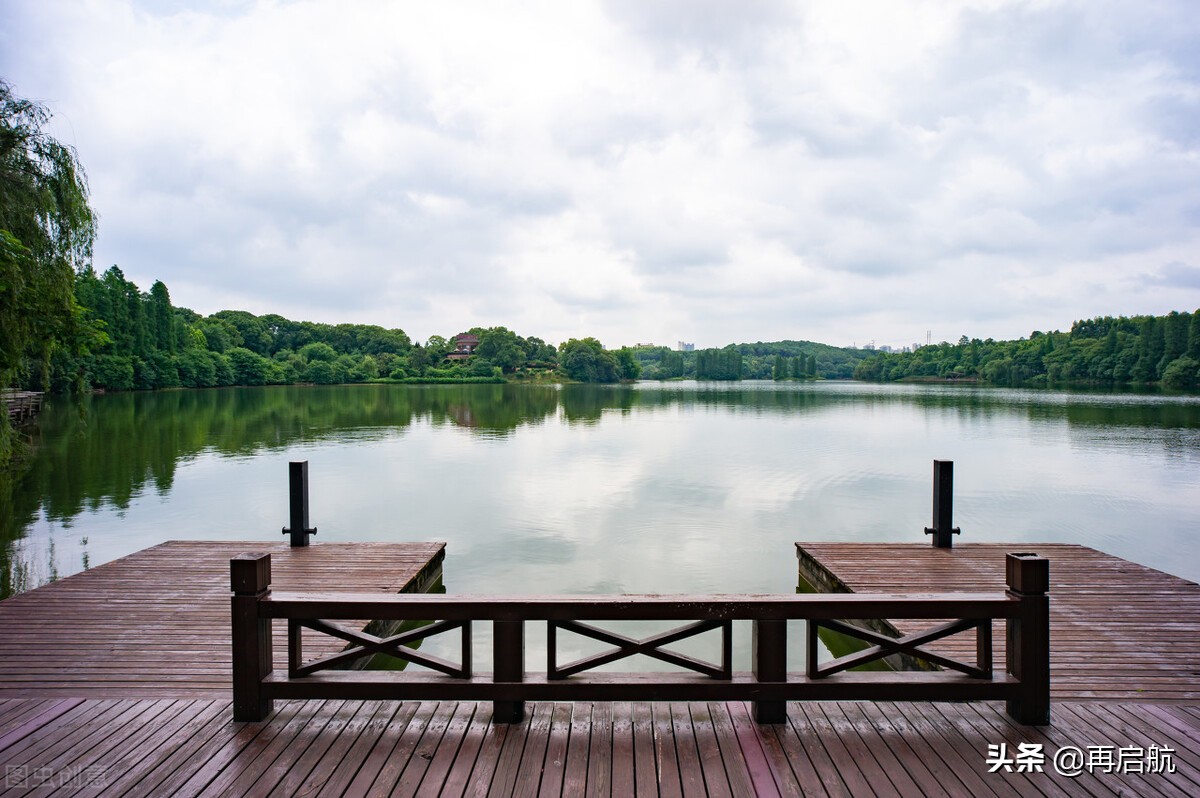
1160;311;1189;373
211;310;272;355
177;348;217;387
657;350;684;379
1;82;98;463
614;347;641;380
305;359;336;384
475;327;526;373
1162;356;1200;390
559;338;620;383
1133;318;1164;382
226;347;268;385
1189;309;1200;359
695;348;742;380
298;341;337;362
425;335;451;361
0;81;97;392
148;280;176;353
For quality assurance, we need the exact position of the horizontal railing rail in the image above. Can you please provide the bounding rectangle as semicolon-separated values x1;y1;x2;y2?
231;552;1049;726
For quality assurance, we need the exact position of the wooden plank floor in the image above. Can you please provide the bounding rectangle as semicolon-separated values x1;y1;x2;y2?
0;541;445;699
796;542;1200;704
1;698;1196;796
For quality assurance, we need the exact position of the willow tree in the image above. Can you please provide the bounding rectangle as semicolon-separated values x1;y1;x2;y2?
1;79;97;462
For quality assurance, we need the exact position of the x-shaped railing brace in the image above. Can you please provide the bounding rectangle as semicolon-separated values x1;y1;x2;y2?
810;618;992;679
289;618;472;678
549;619;732;679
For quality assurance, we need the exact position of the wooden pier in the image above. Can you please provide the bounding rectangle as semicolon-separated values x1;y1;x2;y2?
1;390;43;425
0;539;1198;795
1;697;1197;795
796;542;1200;704
0;540;445;698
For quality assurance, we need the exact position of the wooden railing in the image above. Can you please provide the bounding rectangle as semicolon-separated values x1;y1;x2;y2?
2;390;43;425
231;552;1049;726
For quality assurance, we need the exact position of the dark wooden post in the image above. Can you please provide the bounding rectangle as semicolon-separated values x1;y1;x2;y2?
231;553;273;721
924;460;960;548
282;461;316;547
1005;553;1050;725
493;620;525;723
752;619;787;722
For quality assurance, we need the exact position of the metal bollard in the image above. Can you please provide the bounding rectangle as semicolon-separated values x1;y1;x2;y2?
283;461;317;547
924;459;961;548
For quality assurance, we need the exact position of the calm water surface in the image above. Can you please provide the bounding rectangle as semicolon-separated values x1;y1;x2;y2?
4;382;1198;665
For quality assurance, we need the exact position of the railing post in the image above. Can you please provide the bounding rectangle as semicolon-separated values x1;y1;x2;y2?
1005;553;1050;725
924;459;961;548
282;461;317;547
752;619;787;723
231;553;273;721
493;620;524;723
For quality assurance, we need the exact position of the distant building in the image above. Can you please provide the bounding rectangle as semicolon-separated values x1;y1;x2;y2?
446;333;479;361
677;341;695;352
635;342;656;348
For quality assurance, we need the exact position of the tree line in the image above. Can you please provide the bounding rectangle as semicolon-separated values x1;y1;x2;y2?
40;266;615;391
853;311;1200;390
630;340;867;381
6;259;658;395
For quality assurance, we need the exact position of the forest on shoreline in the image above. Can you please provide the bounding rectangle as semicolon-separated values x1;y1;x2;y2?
16;267;867;393
853;311;1200;391
16;264;1199;395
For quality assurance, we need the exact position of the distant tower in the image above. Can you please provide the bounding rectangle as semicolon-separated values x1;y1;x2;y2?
926;330;932;347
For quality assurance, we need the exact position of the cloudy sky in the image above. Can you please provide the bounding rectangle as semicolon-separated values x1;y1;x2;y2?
3;1;1199;349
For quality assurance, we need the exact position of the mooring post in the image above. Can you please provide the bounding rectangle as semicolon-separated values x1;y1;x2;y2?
231;553;273;722
493;620;525;723
924;459;961;548
283;461;317;547
752;619;787;723
1005;553;1050;725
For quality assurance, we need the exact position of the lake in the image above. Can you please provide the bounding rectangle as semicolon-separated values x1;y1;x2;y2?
4;382;1199;665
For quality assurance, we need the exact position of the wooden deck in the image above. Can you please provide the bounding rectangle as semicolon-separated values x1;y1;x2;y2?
0;541;445;698
3;539;1199;794
2;390;43;425
796;542;1200;704
1;697;1196;796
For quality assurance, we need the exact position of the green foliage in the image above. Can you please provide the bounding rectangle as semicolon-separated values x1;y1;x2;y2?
614;347;641;380
695;348;742;380
474;327;525;373
91;355;134;391
559;338;620;383
177;348;217;388
657;349;685;378
854;310;1200;390
633;340;866;380
298;341;337;363
1162;357;1200;390
304;359;337;384
226;347;268;385
0;231;35;381
148;280;176;353
379;375;506;384
0;80;97;413
62;268;426;390
148;351;180;388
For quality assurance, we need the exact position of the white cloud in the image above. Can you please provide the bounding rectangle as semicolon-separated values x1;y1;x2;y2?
2;0;1198;349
